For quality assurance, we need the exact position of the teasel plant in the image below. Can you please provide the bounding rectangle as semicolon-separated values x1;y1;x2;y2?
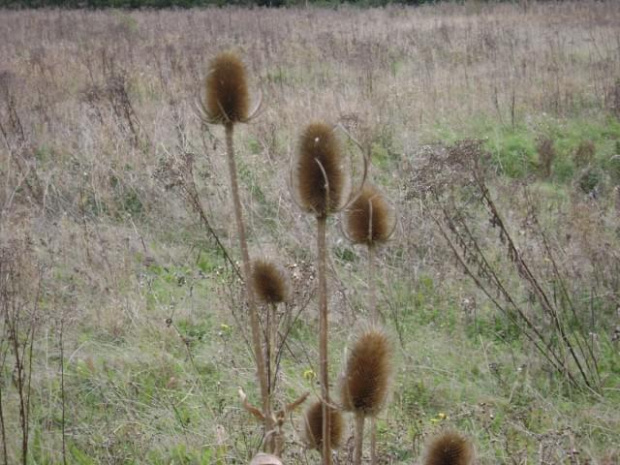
343;183;396;323
303;399;344;455
423;431;474;465
197;52;308;455
288;122;368;463
341;183;396;464
340;326;393;465
248;258;309;455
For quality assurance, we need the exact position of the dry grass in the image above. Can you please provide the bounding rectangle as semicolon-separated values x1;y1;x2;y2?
1;2;619;464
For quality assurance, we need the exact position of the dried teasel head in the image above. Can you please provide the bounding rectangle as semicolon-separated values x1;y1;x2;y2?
250;259;291;305
304;400;344;451
341;326;392;417
205;52;250;124
249;453;283;465
344;183;396;247
293;122;346;219
424;431;474;465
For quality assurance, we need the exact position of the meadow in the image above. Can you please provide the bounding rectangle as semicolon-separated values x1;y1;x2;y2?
1;1;620;463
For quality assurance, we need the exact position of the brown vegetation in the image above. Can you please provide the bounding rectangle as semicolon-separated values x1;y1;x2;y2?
1;2;619;464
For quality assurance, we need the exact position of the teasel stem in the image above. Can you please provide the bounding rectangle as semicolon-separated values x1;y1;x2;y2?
317;215;331;465
224;122;273;452
354;413;365;465
368;243;378;464
267;302;280;452
370;416;377;465
268;303;278;396
368;214;378;464
368;244;377;324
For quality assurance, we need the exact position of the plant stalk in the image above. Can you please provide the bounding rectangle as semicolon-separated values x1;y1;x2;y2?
354;413;365;465
370;416;377;465
368;245;377;324
60;318;67;465
317;215;331;465
224;123;274;452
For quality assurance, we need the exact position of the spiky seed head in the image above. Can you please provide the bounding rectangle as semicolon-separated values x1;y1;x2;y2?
295;122;345;218
424;431;474;465
304;400;344;451
251;259;291;305
341;327;392;417
249;453;283;465
344;184;395;246
206;52;249;124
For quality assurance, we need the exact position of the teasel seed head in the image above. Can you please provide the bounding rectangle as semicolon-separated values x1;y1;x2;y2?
341;326;392;417
249;453;283;465
251;259;291;305
205;52;249;124
294;122;345;218
424;431;474;465
344;183;396;247
304;400;344;451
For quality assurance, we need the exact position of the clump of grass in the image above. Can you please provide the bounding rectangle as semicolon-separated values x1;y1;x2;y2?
536;136;556;179
574;140;595;167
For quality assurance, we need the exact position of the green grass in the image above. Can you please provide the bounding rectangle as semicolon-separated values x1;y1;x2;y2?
421;115;620;182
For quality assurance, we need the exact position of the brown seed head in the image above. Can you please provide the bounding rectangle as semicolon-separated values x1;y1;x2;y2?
341;327;392;417
295;122;345;218
424;431;474;465
206;52;249;124
249;453;283;465
251;259;291;305
344;184;395;246
304;400;344;451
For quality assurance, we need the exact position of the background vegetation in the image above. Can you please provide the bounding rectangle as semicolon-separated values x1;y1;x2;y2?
1;1;619;464
2;0;467;9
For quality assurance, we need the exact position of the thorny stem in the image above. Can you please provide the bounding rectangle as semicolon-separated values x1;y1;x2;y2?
317;216;331;465
224;123;274;452
269;304;278;394
368;245;377;324
367;197;379;464
60;318;67;465
370;416;377;465
0;378;6;465
354;413;365;465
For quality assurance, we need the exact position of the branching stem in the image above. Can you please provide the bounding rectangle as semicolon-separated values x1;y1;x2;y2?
224;123;274;452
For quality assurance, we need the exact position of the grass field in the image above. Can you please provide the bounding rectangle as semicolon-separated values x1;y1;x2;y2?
1;2;620;464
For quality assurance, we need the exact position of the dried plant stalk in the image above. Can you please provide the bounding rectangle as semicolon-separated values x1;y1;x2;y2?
204;51;273;452
292;122;348;464
224;123;274;450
